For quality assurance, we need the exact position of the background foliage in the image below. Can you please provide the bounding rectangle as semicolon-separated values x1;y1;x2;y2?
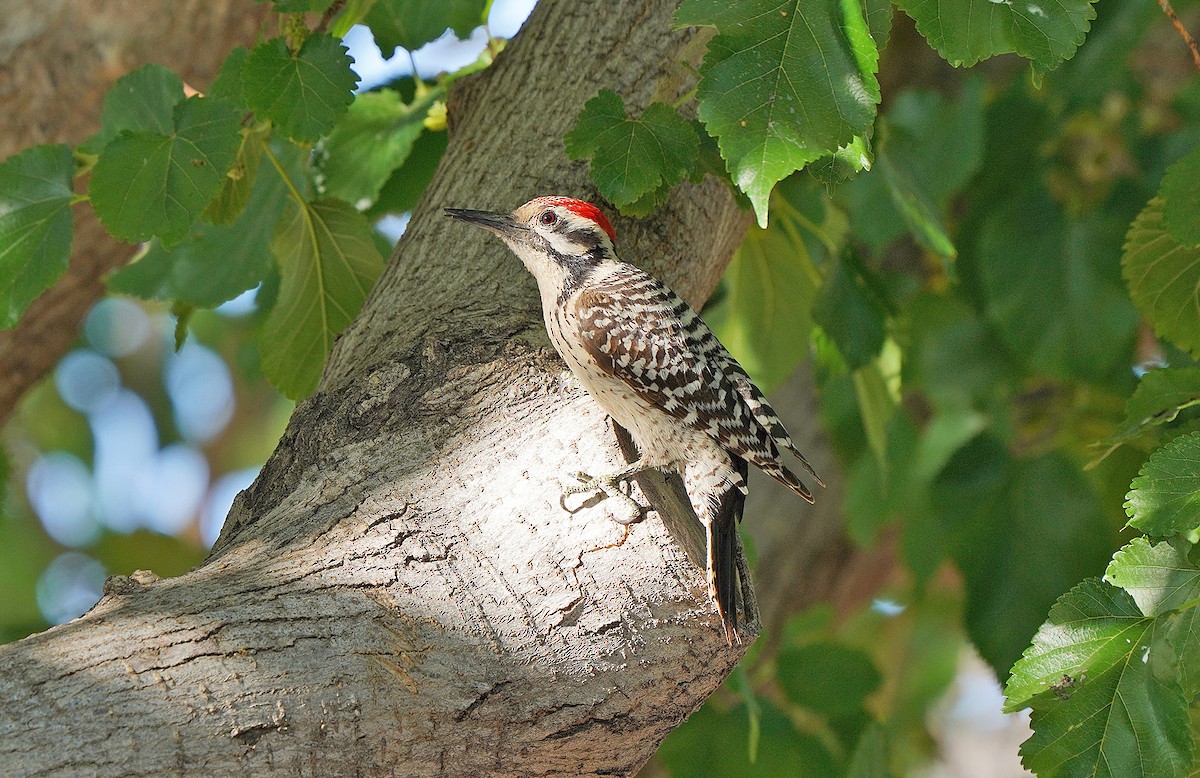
3;0;1200;775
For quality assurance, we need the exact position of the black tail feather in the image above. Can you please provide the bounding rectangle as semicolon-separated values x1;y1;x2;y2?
709;458;749;644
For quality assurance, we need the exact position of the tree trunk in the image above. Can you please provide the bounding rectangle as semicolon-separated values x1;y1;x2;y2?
0;2;854;775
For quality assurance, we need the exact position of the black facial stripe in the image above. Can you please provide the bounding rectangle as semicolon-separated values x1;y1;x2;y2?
552;247;600;303
561;226;603;251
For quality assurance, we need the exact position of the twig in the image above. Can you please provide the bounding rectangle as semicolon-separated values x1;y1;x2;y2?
314;0;346;36
1159;0;1200;70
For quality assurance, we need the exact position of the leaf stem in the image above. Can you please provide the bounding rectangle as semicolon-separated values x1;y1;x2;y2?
262;142;306;208
314;0;347;36
263;142;321;272
672;87;697;110
773;194;838;256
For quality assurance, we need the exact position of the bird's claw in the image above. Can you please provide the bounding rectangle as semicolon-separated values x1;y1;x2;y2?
562;471;600;496
560;471;644;525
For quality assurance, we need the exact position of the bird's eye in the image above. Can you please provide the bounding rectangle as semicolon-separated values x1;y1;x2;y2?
539;211;558;226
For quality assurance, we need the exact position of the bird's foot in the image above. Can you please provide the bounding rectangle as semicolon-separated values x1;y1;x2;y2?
562;470;644;525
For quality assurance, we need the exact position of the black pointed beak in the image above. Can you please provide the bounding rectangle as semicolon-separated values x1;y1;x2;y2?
444;208;526;239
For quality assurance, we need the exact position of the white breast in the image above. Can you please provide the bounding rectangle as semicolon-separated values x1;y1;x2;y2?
544;299;717;472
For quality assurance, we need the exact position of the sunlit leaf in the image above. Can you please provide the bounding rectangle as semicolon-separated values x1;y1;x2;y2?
320;88;442;208
894;0;1098;70
1125;431;1200;537
0;144;76;328
676;0;880;225
1005;579;1191;778
367;130;448;217
1105;537;1200;617
203;125;267;225
89;97;243;245
242;34;358;143
109;142;297;307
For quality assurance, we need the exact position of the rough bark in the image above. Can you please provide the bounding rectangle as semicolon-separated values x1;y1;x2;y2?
0;2;854;776
0;0;271;424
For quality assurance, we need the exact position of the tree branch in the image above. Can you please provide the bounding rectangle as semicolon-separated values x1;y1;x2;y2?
1158;0;1200;70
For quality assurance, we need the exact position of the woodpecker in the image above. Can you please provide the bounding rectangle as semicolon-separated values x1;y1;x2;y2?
445;196;820;643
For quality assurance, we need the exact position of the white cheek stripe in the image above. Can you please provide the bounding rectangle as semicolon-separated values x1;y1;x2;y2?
545;231;586;256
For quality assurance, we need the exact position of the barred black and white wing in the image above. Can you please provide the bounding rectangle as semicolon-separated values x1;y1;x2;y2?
573;265;817;502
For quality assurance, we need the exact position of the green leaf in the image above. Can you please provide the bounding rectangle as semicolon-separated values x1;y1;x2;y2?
80;64;184;154
209;47;251;106
1005;579;1192;778
320;88;438;207
270;0;333;10
936;440;1115;675
979;188;1136;382
1095;367;1200;459
364;0;487;56
703;194;822;391
242;34;358;143
878;148;955;260
845;723;892;778
1162;146;1200;246
852;362;896;478
0;144;76;329
203;125;267;225
886;80;985;202
261;199;385;398
366;129;448;217
172;302;193;350
89;97;243;245
1125;431;1200;537
0;514;55;643
813;255;886;371
1124;197;1200;359
1105;537;1200;617
864;0;893;51
807;135;874;185
894;0;1098;70
844;403;986;556
658;698;838;778
564;91;699;212
903;291;1013;411
843;81;984;252
676;0;880;226
109;142;298;307
1166;604;1200;698
777;641;881;718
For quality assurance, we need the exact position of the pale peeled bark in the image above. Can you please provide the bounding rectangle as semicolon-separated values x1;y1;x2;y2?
0;2;854;775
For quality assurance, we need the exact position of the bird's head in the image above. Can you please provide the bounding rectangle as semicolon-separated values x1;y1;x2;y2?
445;196;618;294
